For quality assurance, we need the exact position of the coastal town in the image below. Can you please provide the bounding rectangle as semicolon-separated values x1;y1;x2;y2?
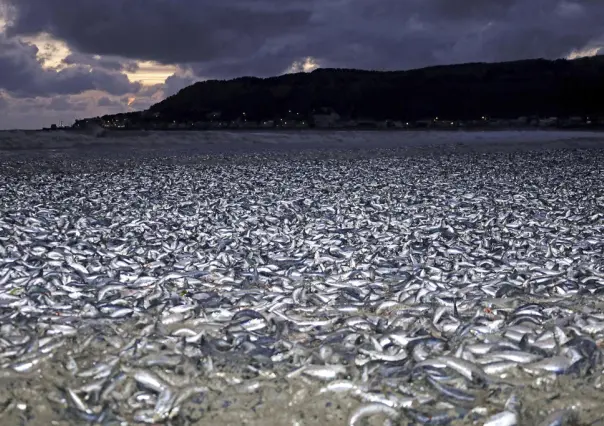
63;109;598;132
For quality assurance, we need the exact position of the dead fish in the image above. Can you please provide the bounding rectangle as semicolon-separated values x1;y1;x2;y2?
0;145;602;426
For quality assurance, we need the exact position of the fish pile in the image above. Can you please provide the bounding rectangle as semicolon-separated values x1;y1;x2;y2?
0;145;603;425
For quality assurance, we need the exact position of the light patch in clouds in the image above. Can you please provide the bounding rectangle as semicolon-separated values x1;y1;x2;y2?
20;32;71;69
6;29;176;87
567;46;601;59
286;56;320;73
125;61;177;85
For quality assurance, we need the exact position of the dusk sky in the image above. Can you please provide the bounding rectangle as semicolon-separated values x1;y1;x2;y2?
0;0;602;130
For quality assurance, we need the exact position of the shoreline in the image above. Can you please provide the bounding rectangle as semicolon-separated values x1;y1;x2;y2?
35;126;604;134
1;128;603;154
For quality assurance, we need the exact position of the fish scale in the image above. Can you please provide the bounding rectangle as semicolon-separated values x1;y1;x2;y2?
0;143;603;425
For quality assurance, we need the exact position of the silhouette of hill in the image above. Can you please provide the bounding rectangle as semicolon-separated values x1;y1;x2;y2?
79;55;604;129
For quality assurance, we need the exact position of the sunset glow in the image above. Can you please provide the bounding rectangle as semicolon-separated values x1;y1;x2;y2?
21;32;71;69
567;46;601;60
286;56;320;74
14;32;176;86
126;61;177;85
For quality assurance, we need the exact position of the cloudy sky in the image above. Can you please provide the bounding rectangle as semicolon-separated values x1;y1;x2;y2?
0;0;602;129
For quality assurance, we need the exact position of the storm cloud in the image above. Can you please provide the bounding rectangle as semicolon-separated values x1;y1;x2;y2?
97;96;123;108
2;0;315;67
0;34;141;98
4;0;604;78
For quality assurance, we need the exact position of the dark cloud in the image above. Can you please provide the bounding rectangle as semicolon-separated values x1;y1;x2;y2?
62;52;139;73
97;96;123;107
3;0;604;80
16;98;47;113
48;96;88;111
0;34;141;97
3;0;314;65
132;72;199;103
163;73;198;97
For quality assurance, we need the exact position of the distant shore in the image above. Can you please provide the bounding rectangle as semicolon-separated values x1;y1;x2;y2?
1;128;602;155
35;125;604;135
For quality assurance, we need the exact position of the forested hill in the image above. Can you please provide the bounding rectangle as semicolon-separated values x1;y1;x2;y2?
106;56;604;125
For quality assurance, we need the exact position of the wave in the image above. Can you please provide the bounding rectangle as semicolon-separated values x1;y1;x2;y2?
0;129;602;152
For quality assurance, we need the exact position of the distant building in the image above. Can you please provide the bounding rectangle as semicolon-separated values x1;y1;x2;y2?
415;120;433;128
538;117;558;127
313;112;340;128
240;121;259;129
281;119;302;128
355;119;379;128
206;111;222;120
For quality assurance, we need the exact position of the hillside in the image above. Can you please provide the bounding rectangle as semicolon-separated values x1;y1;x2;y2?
83;55;604;128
